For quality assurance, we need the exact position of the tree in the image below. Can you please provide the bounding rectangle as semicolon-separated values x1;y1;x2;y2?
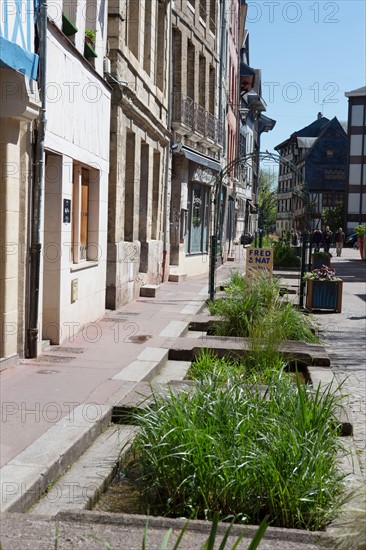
321;203;345;232
258;169;277;233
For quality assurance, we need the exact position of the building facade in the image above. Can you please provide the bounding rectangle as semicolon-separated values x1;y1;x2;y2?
168;0;222;279
106;0;171;308
169;0;250;278
344;86;366;234
0;1;40;366
40;1;111;346
275;114;347;233
236;32;275;242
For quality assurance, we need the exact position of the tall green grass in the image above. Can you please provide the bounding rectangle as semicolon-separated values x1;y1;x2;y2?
187;349;287;384
130;370;345;531
208;272;318;344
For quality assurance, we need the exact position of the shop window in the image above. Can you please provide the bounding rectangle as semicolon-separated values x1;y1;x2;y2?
186;183;210;254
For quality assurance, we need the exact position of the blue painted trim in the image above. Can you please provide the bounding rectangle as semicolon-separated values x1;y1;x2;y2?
12;0;27;49
27;0;32;50
2;0;9;40
0;36;38;80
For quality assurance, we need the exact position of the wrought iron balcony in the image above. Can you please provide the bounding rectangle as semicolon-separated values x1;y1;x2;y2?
215;118;223;145
193;103;206;136
206;112;216;141
171;92;222;149
172;92;194;134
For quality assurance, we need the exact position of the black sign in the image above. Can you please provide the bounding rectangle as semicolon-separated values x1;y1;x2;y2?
63;199;71;223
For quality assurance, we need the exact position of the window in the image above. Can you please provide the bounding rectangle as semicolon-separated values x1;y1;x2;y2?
200;0;207;21
127;0;139;58
351;104;364;126
326;149;333;156
72;165;99;263
185;183;210;254
209;0;216;32
143;0;152;74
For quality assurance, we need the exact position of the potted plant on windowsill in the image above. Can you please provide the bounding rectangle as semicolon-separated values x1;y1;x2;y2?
354;225;366;260
84;29;98;58
312;250;332;270
304;265;343;313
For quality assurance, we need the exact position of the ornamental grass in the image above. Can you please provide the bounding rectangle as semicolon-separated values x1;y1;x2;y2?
129;369;346;531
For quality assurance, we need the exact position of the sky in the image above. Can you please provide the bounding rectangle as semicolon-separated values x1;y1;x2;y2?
245;0;366;161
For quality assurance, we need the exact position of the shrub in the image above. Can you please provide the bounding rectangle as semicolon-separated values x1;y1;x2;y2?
208;272;317;344
273;241;300;268
131;371;345;530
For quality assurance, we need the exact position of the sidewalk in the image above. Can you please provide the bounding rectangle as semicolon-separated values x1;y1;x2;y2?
0;246;365;547
0;252;246;469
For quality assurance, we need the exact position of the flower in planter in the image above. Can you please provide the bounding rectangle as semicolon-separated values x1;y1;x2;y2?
85;29;96;42
354;225;366;238
304;265;342;281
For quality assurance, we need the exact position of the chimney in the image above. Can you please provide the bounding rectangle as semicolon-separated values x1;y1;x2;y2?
317;112;322;120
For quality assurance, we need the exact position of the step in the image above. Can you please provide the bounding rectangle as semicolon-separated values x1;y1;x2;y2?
168;273;188;282
112;347;169;382
139;284;160;298
30;425;136;516
0;405;111;513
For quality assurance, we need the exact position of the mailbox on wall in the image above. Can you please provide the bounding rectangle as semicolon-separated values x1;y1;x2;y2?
63;199;71;223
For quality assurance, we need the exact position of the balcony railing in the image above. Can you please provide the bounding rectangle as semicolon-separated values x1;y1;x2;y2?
193;103;206;135
215;117;223;145
172;92;194;129
206;112;216;141
172;92;222;148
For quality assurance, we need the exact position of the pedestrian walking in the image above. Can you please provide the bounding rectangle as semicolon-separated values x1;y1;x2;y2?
323;226;333;253
335;227;345;257
312;228;323;252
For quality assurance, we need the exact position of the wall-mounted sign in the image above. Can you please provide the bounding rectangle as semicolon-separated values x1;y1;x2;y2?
63;199;71;223
191;166;216;185
246;248;273;278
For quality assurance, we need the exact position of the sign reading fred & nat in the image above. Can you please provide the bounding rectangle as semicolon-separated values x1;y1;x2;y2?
246;248;274;277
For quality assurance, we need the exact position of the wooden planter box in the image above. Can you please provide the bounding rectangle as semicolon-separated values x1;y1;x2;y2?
312;254;331;270
306;279;343;313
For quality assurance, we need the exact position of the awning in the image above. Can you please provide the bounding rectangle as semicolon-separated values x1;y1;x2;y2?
240;62;256;77
246;199;257;212
181;146;221;172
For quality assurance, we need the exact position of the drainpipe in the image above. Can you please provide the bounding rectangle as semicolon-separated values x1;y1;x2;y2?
27;0;47;358
162;0;173;282
218;0;226;154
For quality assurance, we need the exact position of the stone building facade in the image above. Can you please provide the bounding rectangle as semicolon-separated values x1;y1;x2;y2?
106;0;171;308
169;0;231;279
0;1;40;366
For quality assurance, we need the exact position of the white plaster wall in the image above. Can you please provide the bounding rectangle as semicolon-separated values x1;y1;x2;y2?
46;27;110;162
42;28;111;344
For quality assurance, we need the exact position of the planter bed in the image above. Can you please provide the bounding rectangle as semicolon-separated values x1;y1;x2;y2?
94;365;348;531
163;335;331;367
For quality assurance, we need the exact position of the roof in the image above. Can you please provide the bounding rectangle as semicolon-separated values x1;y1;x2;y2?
275;116;346;153
345;86;366;97
295;117;330;138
